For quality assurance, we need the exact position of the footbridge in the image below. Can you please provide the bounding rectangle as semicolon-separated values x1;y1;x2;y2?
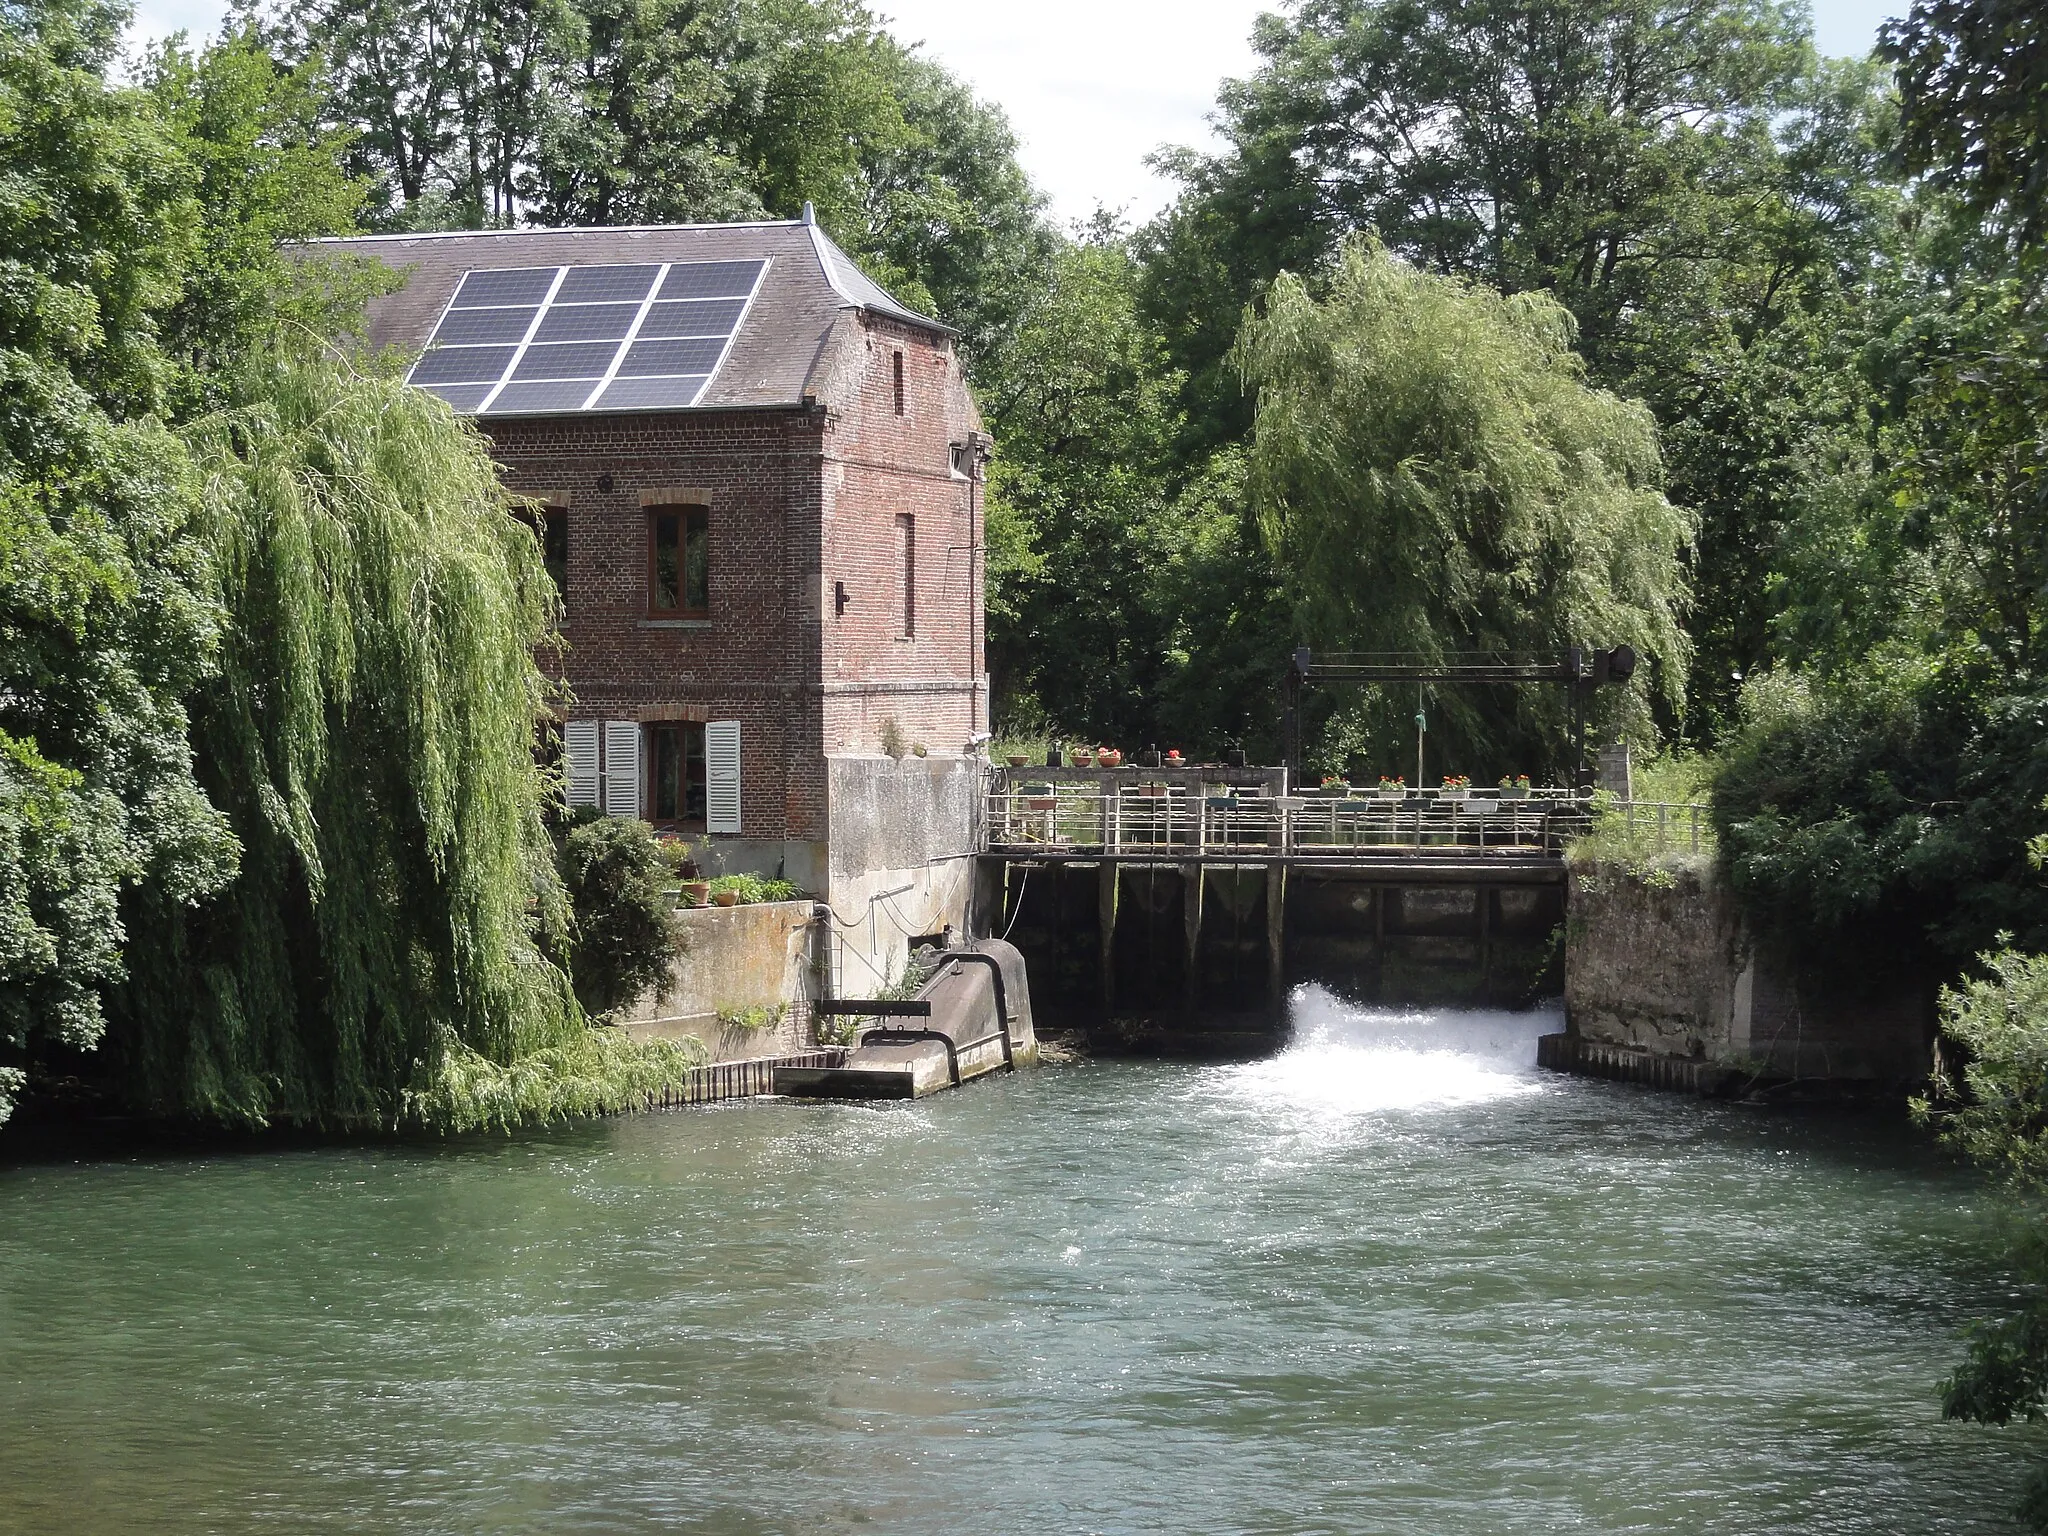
974;763;1707;1052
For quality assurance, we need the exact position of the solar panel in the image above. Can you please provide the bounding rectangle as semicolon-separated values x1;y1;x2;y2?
407;259;766;416
591;375;713;411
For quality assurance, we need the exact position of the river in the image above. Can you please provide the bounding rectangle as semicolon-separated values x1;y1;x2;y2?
0;989;2034;1533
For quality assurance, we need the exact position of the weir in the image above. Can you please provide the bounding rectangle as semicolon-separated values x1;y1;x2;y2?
976;765;1580;1050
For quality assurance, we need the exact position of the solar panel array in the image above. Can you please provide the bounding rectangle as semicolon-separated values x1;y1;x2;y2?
408;260;768;416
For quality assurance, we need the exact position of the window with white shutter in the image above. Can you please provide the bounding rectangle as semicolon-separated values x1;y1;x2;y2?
603;720;640;818
564;720;600;809
705;720;741;834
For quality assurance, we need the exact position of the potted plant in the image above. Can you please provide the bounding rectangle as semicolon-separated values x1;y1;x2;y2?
1007;752;1030;766
1440;773;1471;799
1020;783;1058;811
1100;747;1124;768
681;880;710;906
1499;774;1532;800
711;887;738;907
1319;774;1351;796
1070;747;1095;768
1164;749;1185;766
1134;781;1170;798
1377;775;1406;798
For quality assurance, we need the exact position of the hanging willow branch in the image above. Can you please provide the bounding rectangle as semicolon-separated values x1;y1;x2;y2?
116;354;699;1129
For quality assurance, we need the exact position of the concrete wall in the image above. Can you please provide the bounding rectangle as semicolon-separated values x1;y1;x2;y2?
620;898;820;1060
823;753;980;997
1565;858;1933;1086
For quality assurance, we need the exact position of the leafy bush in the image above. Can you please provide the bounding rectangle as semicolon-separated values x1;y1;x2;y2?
557;816;678;1017
1712;664;2048;990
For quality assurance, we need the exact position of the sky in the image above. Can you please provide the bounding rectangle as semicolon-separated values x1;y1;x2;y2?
129;0;1908;226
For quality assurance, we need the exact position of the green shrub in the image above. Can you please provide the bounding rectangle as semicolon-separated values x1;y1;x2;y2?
557;817;678;1016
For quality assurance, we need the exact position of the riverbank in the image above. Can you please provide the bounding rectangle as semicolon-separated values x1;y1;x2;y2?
0;988;2024;1534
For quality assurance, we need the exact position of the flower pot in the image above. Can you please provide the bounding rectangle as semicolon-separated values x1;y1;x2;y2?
682;880;710;905
711;889;738;907
1008;754;1030;766
1163;753;1184;766
1135;783;1169;798
1070;752;1095;768
1204;795;1235;812
1024;798;1058;812
1442;788;1468;800
1500;786;1530;800
1377;786;1404;799
1100;749;1123;768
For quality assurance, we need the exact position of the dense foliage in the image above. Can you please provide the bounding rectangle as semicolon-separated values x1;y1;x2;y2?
1234;243;1691;777
0;0;704;1129
557;814;677;1018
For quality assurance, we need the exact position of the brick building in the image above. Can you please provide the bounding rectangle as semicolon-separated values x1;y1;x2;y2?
321;210;988;989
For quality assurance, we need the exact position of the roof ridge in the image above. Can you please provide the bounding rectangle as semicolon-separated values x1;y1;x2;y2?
304;218;809;245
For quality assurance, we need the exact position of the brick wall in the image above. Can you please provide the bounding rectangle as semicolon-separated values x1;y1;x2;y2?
481;310;985;846
819;315;986;758
486;407;827;842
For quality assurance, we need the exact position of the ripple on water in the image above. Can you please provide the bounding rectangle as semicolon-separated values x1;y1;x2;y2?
0;986;2030;1535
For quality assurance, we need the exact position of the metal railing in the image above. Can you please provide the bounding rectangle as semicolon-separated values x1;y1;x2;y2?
986;780;1593;859
1583;800;1713;856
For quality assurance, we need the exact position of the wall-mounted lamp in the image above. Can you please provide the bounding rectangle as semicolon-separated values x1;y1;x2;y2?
596;472;615;493
834;580;849;616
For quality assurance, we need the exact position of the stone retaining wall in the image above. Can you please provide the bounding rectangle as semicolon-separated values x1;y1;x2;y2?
1563;858;1932;1089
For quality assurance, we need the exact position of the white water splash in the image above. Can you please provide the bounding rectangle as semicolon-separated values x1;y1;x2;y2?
1211;984;1560;1119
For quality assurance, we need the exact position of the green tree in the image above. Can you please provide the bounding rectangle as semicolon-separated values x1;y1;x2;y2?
0;0;237;1125
1232;242;1693;776
115;356;699;1128
143;26;382;405
979;226;1185;741
1882;0;2048;249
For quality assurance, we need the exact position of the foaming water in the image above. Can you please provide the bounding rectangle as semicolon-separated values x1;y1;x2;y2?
0;1007;2027;1534
1212;984;1556;1117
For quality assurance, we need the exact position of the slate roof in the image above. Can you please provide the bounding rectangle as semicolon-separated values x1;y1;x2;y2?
307;214;950;413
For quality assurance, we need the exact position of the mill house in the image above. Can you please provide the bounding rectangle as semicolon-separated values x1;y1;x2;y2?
322;208;989;985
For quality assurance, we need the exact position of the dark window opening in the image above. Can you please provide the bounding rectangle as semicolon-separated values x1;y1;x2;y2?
647;505;709;617
892;349;904;415
647;721;707;828
517;505;569;596
897;512;915;638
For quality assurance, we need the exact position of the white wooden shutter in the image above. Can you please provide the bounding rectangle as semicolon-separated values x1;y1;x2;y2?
603;720;640;819
706;719;741;833
564;720;600;809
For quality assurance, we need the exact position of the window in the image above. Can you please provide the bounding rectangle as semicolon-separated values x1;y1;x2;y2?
897;513;915;639
892;350;905;415
646;722;707;828
517;504;568;596
949;441;974;480
647;505;709;617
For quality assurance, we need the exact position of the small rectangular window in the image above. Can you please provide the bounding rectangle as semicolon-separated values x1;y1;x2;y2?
892;350;905;415
901;516;916;637
646;721;707;828
647;505;708;617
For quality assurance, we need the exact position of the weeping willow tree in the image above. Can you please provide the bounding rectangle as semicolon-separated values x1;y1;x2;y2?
1232;240;1695;780
115;355;700;1129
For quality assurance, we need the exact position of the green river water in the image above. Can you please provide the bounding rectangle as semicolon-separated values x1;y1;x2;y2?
0;989;2036;1534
